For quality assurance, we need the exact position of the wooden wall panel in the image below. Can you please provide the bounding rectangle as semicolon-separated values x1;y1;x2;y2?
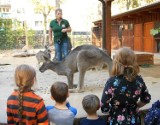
134;24;143;51
144;37;154;52
134;37;143;50
143;22;154;52
111;25;120;49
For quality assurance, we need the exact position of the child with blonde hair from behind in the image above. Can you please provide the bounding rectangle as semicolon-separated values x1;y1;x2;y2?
101;47;151;125
80;94;106;125
7;64;48;125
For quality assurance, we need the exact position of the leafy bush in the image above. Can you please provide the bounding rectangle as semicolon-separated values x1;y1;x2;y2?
150;28;160;36
0;18;40;49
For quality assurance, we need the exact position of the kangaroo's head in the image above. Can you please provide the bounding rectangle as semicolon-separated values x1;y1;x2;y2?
39;56;52;73
44;45;51;58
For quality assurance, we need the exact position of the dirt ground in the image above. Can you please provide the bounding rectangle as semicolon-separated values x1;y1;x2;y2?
1;49;160;78
140;64;160;78
0;49;160;93
0;49;160;123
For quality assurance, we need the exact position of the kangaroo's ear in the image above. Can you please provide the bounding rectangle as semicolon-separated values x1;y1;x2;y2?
44;44;48;49
44;55;50;61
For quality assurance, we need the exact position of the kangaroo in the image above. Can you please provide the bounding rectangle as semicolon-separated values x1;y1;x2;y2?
36;45;51;66
39;45;112;92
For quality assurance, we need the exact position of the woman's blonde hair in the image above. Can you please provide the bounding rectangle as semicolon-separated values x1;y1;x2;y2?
14;64;36;124
111;47;139;81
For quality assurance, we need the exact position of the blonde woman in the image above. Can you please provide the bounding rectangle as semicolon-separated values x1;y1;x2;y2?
101;47;151;125
7;64;48;125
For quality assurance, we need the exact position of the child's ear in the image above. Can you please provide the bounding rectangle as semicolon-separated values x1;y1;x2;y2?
32;77;36;84
98;102;101;110
67;92;69;97
97;105;100;110
50;96;54;100
31;77;36;88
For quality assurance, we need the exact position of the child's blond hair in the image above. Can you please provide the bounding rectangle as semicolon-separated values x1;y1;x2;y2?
111;47;139;81
14;64;36;124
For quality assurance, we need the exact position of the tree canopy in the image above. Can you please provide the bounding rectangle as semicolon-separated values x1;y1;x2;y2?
113;0;156;10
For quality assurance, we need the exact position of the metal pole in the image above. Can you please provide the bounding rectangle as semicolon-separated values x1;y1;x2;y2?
98;0;106;50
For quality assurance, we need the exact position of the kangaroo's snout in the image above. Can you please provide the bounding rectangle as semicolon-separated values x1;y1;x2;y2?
39;66;45;73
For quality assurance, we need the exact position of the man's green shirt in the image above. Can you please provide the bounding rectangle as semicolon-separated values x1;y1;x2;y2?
50;19;70;42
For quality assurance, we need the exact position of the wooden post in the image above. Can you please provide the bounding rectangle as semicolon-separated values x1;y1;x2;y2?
98;0;106;50
105;0;113;56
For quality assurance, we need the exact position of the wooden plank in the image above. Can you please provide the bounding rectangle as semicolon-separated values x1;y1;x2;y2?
134;24;143;51
143;22;154;52
136;53;154;65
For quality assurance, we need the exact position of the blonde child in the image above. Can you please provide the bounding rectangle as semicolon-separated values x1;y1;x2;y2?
80;94;106;125
7;64;48;125
101;47;151;125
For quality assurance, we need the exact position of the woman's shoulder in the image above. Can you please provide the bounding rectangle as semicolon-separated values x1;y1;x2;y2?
107;76;119;82
62;19;69;23
135;75;145;82
50;19;57;24
108;75;143;81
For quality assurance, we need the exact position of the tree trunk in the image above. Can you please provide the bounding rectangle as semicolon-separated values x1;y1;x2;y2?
43;15;47;46
24;21;28;49
56;0;60;8
126;0;131;10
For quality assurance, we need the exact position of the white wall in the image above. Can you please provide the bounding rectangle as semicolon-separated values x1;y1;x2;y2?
61;0;101;32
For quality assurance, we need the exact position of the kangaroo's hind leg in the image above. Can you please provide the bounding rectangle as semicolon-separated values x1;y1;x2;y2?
67;73;74;89
77;68;86;92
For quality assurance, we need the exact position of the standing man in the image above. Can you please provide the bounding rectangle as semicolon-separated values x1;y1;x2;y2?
49;8;71;61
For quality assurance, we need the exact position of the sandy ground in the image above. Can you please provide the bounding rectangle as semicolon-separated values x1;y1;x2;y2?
0;49;160;123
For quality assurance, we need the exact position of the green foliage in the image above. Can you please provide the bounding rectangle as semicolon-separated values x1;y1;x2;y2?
0;19;15;49
113;0;156;10
132;0;139;8
27;30;37;47
72;35;91;47
32;0;55;14
0;18;38;49
32;0;55;45
150;28;160;36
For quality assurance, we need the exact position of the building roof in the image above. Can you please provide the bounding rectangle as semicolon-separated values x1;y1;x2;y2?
93;1;160;25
